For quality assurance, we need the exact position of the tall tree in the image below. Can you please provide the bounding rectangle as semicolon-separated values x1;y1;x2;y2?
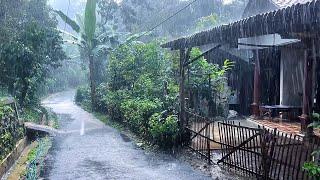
0;0;66;106
56;0;133;109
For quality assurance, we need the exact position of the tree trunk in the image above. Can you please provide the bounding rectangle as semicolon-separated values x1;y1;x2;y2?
20;78;29;106
89;54;96;111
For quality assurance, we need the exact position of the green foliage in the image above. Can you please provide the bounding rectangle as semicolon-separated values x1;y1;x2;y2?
25;137;52;180
195;13;218;32
0;103;24;161
303;113;320;178
103;89;129;121
54;10;80;33
21;108;42;124
56;0;136;109
0;0;66;106
308;113;320;128
0;132;14;160
121;98;162;135
149;113;179;148
75;41;180;147
0;105;14;119
84;0;97;47
75;86;91;105
188;48;234;117
303;161;320;178
189;48;234;88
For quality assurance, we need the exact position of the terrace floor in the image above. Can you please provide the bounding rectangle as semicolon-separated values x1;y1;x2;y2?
251;118;320;136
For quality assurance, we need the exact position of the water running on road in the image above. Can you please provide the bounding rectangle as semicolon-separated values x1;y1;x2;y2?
41;90;211;180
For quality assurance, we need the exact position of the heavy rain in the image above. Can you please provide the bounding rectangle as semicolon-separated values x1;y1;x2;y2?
0;0;319;179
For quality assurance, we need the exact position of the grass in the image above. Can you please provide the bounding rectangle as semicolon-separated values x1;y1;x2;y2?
21;108;42;124
46;108;59;129
5;141;38;180
25;137;52;180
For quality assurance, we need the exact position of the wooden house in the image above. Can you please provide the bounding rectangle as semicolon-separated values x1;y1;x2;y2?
162;0;320;135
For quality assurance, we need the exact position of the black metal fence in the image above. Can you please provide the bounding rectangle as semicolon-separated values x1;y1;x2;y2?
184;111;320;180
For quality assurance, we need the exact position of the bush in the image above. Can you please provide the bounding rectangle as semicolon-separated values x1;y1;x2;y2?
120;98;162;135
103;89;129;122
303;113;320;178
95;83;109;113
0;104;24;160
75;86;90;105
149;113;180;148
303;161;320;178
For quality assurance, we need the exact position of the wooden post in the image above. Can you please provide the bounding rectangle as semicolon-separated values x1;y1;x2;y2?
300;51;314;136
207;127;211;164
251;51;261;118
179;49;187;128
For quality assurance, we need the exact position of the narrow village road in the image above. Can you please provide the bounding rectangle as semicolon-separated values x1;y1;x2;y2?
41;90;211;180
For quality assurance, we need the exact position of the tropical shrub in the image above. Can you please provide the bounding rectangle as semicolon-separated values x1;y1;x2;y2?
120;98;162;135
74;40;234;148
149;113;180;148
102;89;129;122
0;103;24;161
75;86;91;106
188;48;234;117
25;137;52;180
0;0;66;107
303;113;320;178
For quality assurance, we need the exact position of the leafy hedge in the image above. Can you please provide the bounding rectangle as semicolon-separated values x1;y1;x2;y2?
121;98;162;136
75;41;232;148
75;41;181;148
149;113;179;148
0;104;25;160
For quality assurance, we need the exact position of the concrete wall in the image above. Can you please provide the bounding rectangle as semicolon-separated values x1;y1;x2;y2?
280;48;305;106
0;138;28;179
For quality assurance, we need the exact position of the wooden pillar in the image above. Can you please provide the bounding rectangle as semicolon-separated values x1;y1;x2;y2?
179;49;187;128
300;52;314;136
251;51;261;118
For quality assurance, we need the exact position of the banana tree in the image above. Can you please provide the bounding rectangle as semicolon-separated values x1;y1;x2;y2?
55;0;98;109
55;0;145;109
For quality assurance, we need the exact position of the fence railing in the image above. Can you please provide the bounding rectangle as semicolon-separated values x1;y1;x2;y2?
184;111;320;180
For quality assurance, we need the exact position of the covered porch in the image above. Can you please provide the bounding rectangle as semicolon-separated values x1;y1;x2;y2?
162;0;320;136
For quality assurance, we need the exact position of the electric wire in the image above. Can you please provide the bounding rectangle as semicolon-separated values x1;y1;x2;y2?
135;0;200;39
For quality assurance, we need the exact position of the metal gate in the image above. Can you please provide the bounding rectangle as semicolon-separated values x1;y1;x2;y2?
217;121;320;180
184;111;320;180
184;110;217;164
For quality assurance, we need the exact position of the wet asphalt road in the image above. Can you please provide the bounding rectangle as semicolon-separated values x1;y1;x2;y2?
41;90;211;180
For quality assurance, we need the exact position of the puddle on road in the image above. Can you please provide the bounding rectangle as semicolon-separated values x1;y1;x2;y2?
120;133;131;142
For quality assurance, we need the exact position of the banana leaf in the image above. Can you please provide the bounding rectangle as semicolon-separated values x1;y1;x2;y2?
54;10;80;33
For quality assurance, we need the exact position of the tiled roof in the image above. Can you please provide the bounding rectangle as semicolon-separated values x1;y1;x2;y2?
270;0;313;8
